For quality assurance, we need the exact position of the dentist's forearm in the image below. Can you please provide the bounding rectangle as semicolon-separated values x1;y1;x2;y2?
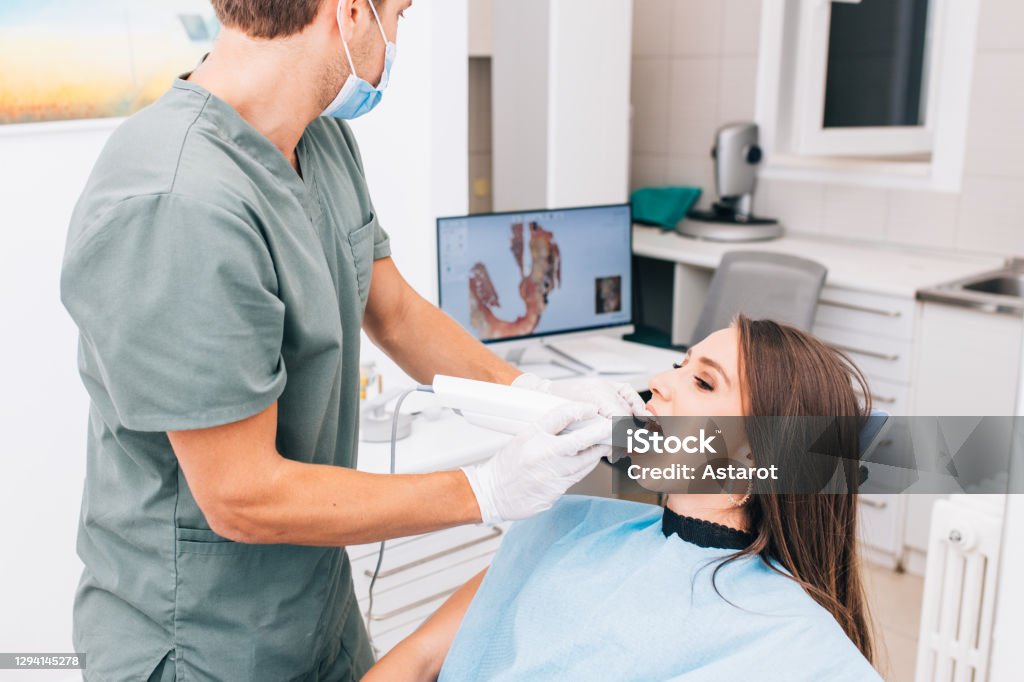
171;402;486;547
372;288;519;385
206;459;482;547
363;257;519;384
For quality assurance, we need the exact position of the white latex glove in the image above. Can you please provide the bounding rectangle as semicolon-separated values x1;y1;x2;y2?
461;402;611;525
512;372;648;418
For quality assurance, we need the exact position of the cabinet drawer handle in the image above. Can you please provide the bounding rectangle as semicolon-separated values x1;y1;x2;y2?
860;498;888;510
365;527;504;579
368;586;460;621
828;343;900;362
818;299;903;318
854;389;898;406
369;548;500;599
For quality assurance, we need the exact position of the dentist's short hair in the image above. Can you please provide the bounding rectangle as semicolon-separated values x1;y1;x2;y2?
210;0;327;39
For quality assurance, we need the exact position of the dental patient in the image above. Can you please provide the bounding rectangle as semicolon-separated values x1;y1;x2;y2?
364;316;883;681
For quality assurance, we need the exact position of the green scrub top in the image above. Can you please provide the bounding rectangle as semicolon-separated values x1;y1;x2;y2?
60;76;390;681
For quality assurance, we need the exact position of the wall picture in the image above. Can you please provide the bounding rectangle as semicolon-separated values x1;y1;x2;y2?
0;0;218;126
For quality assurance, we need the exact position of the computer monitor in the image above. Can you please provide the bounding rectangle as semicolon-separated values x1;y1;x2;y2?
437;204;633;347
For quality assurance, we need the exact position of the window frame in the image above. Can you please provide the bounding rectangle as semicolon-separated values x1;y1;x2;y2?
794;0;938;157
756;0;981;192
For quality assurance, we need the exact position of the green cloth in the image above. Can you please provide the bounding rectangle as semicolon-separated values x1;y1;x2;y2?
61;76;388;681
630;186;702;229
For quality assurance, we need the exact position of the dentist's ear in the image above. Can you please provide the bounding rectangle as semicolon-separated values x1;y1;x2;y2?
334;0;370;42
335;0;355;40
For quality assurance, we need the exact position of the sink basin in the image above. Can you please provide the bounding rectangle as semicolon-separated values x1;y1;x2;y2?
962;276;1024;298
916;259;1024;316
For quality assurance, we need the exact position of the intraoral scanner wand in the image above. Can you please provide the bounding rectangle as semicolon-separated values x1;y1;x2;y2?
430;375;615;444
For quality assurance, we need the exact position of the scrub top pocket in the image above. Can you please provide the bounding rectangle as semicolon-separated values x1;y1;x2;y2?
348;215;377;307
173;539;345;681
175;527;251;555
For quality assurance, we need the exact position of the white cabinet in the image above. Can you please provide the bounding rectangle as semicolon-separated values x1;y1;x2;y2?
858;494;907;569
812;286;917;412
809;287;921;566
911;303;1023;416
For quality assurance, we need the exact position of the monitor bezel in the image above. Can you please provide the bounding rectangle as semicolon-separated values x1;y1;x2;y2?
435;202;635;345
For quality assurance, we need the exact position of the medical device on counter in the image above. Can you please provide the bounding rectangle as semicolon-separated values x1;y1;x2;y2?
360;387;415;442
359;362;415;442
681;122;784;242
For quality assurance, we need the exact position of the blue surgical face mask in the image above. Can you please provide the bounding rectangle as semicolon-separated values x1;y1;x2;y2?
323;0;396;120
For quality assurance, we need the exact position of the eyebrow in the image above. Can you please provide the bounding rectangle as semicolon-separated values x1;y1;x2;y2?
689;351;732;389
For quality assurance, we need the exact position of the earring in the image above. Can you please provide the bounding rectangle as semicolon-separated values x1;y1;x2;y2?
727;479;753;507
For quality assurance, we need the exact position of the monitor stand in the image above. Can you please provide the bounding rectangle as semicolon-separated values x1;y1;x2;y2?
494;331;641;377
504;347;528;366
500;342;586;379
540;336;645;375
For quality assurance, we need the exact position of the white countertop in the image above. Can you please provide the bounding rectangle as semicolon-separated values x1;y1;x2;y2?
633;225;1005;298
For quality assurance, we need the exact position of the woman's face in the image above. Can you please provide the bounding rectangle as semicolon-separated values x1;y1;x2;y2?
646;327;745;418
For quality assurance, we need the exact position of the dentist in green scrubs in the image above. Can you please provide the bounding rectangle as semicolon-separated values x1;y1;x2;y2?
59;1;645;680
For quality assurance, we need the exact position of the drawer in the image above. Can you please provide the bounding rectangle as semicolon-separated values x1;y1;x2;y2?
356;542;496;622
350;524;505;592
858;376;910;415
811;325;913;384
858;493;906;555
347;524;501;567
814;287;916;342
364;604;443;654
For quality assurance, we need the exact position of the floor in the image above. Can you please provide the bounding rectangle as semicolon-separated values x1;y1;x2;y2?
863;562;925;682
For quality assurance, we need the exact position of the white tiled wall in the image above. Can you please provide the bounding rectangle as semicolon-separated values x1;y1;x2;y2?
630;0;1024;256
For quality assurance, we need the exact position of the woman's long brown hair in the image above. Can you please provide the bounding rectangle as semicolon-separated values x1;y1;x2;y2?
728;315;875;664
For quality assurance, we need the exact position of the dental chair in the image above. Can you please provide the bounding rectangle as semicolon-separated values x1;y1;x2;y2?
631;250;827;408
689;251;828;347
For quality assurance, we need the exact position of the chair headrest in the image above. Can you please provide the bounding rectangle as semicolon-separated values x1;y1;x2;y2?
858;410;890;485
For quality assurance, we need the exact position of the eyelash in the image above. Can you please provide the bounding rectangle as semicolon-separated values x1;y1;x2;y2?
671;361;713;391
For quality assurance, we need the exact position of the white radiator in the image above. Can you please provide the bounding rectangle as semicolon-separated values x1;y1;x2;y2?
915;496;1005;682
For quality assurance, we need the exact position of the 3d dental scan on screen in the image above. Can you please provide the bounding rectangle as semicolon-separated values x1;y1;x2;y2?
5;1;1024;681
437;204;634;342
